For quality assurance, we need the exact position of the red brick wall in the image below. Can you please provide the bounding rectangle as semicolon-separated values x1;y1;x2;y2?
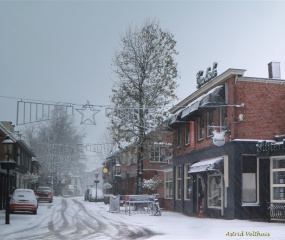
172;76;285;157
229;79;285;140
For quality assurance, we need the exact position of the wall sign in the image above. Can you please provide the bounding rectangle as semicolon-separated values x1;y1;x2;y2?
212;130;225;147
256;141;285;153
196;62;218;89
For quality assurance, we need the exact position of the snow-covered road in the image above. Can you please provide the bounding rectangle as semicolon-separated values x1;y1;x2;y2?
1;196;285;240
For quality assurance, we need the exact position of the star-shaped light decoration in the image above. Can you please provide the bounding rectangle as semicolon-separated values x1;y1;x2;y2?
76;101;100;125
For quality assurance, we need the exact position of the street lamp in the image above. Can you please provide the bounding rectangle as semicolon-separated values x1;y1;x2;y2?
114;162;122;194
94;172;99;202
1;136;16;224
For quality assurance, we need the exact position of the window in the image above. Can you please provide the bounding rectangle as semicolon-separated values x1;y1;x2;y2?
176;165;182;200
165;171;173;199
149;142;173;163
185;123;190;145
208;174;222;208
177;128;181;148
184;164;192;200
207;112;214;137
197;115;204;140
242;155;259;204
271;157;285;202
220;106;227;128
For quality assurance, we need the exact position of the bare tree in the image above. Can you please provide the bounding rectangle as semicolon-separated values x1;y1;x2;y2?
24;105;86;195
109;20;179;194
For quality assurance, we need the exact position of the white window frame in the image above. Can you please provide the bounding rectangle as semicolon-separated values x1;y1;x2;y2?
164;170;173;199
149;142;172;163
270;156;285;203
208;173;223;209
184;164;192;200
207;111;214;137
176;165;182;200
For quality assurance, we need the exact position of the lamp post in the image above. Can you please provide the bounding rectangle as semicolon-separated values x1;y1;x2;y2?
114;162;122;194
1;136;16;224
94;172;99;202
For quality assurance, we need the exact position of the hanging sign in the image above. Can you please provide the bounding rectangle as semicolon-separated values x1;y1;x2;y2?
196;62;218;89
212;130;225;147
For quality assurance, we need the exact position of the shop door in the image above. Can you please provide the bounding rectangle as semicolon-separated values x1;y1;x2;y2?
194;175;205;214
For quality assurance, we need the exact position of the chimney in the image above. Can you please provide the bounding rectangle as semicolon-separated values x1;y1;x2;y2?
268;61;281;79
1;121;15;132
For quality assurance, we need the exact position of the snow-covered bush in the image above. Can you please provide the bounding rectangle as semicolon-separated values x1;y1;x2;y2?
142;176;164;192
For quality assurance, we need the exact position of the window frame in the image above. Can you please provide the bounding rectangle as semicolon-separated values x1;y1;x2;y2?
208;173;223;209
270;156;285;203
207;111;214;137
185;123;190;146
197;115;205;140
184;164;192;200
176;165;182;200
176;128;181;148
241;155;259;206
164;170;173;199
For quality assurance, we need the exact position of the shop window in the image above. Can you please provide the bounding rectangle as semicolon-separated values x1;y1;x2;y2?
197;115;204;140
242;155;259;204
207;112;214;137
185;123;190;146
176;128;181;148
271;157;285;202
208;174;222;208
165;171;173;199
176;165;182;200
184;164;192;200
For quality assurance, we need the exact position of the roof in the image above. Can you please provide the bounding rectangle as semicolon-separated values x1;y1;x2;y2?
169;68;246;114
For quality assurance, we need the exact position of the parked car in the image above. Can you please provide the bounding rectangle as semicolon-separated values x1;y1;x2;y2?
89;188;104;202
84;189;90;201
10;189;38;215
35;186;53;203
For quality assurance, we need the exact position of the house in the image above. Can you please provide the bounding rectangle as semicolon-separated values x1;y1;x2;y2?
0;121;39;210
104;129;173;209
168;61;285;221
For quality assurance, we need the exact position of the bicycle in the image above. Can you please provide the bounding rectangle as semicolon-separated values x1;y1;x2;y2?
149;194;161;216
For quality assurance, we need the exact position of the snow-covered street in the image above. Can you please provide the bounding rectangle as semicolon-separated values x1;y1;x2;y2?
1;196;285;240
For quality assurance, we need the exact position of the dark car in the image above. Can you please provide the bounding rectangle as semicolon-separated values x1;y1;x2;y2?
35;186;53;203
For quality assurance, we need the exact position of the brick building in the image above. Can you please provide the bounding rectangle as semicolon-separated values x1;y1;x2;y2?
104;129;173;209
169;62;285;221
0;121;39;210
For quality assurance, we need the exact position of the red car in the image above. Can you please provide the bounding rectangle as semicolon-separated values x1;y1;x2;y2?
35;186;53;203
10;189;38;214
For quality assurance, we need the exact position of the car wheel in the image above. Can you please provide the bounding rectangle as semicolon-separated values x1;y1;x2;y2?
33;209;37;215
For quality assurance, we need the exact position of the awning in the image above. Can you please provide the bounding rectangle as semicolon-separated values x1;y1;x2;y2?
180;101;200;121
199;85;225;108
180;85;225;121
168;111;184;127
189;157;223;173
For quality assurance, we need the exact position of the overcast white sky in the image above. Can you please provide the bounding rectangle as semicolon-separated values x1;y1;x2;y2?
1;0;285;145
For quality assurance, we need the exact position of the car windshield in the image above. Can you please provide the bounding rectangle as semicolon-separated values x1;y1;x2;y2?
37;187;51;191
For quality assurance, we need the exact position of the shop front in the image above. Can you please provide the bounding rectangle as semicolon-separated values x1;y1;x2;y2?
174;140;270;221
257;139;285;221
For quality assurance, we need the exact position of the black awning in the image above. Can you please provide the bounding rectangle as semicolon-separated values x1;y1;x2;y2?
199;85;225;109
189;157;223;173
180;101;200;121
180;85;225;121
168;111;184;127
